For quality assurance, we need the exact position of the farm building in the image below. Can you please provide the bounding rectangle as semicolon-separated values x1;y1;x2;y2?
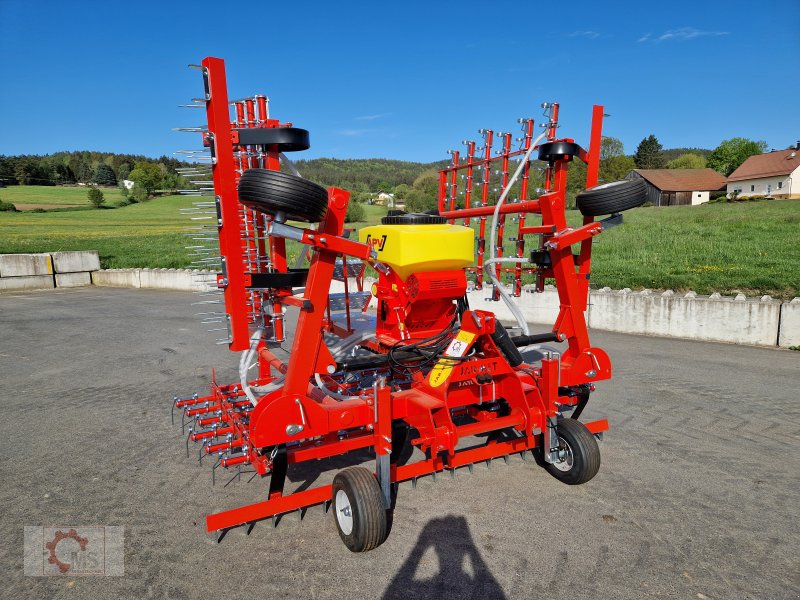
625;169;726;207
726;146;800;199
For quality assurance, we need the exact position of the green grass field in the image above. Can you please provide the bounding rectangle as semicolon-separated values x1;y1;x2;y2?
0;185;123;208
0;186;797;298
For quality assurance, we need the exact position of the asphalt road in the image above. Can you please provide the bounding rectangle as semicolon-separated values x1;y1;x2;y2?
1;287;797;599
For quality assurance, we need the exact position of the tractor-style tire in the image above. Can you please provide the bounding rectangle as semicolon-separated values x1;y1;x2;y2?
576;178;647;216
543;417;601;485
332;467;388;552
238;168;329;223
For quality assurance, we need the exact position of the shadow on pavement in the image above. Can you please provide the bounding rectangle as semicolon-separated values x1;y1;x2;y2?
383;515;507;600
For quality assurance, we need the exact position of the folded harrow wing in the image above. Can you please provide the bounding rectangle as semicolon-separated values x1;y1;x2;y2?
172;57;646;552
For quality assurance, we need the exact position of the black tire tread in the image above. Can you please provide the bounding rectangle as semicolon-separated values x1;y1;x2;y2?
333;466;388;552
544;417;601;485
576;178;647;216
238;168;328;222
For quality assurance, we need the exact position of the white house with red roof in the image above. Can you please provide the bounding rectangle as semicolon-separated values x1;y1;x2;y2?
726;146;800;198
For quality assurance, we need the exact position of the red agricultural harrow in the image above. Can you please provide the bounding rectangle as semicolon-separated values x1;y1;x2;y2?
172;57;646;551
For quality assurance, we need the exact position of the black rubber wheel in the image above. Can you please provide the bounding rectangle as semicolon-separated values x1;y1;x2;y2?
332;467;388;552
576;178;647;216
538;141;581;162
543;417;601;485
238;168;328;222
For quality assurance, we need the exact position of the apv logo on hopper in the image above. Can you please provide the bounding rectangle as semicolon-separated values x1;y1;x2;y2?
365;234;388;251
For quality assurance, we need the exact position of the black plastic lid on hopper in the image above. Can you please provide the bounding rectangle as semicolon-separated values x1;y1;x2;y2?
380;210;447;225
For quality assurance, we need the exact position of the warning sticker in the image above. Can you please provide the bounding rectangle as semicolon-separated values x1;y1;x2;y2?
427;330;476;388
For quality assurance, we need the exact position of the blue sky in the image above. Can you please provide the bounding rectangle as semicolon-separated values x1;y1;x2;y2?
1;0;798;162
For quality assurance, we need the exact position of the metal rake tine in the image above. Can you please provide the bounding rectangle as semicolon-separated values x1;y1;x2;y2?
246;522;256;536
212;457;221;486
467;463;474;473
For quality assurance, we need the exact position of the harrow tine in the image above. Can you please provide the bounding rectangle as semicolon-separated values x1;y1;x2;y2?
503;455;509;465
467;463;474;473
300;507;307;521
412;477;417;489
246;521;256;536
216;528;228;544
323;500;331;514
212;457;220;486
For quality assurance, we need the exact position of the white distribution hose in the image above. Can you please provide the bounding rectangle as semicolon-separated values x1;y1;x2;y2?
484;130;549;336
240;327;264;405
316;331;377;401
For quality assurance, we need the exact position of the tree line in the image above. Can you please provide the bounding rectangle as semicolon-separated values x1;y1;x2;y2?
0;134;777;215
0;151;187;189
632;135;770;176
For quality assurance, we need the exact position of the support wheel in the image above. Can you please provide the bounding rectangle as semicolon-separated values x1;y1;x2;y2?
576;178;647;216
544;417;601;485
332;467;388;552
238;168;329;222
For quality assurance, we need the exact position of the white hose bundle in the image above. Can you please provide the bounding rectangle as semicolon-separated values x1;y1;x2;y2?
239;327;264;405
483;130;550;336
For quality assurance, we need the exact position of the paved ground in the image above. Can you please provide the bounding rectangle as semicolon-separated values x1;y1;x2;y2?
1;287;798;599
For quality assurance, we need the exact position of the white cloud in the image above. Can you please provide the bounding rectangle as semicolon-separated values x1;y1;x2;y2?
568;30;600;39
654;27;729;42
336;128;374;137
638;33;651;43
355;113;392;121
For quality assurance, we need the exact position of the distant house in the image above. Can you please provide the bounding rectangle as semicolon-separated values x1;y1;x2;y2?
726;146;800;198
625;168;727;206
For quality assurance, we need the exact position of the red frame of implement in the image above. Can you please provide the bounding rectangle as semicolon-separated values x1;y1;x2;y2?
181;58;611;535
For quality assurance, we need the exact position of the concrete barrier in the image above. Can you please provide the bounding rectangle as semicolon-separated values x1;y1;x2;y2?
467;284;563;325
587;288;782;347
779;299;800;348
67;268;800;350
92;268;215;292
0;275;55;291
51;251;100;273
0;253;53;277
91;269;142;288
55;272;92;288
